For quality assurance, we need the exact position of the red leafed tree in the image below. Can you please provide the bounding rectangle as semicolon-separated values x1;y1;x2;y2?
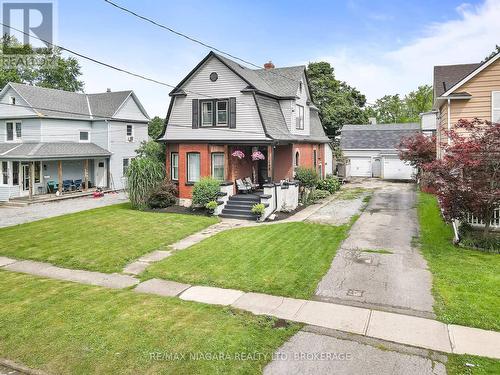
398;133;436;181
425;118;500;236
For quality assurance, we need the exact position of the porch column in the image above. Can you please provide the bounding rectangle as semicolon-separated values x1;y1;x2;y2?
58;160;62;194
267;145;275;182
224;145;230;181
83;159;89;191
29;161;34;200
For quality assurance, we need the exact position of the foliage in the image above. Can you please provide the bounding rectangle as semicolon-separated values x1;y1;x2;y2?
126;157;165;210
144;222;351;299
458;223;500;253
317;175;341;193
425;119;500;236
251;150;265;161
135;140;165;164
148;116;165;139
366;85;433;123
418;192;500;331
231;150;245;159
307;61;367;137
398;133;436;169
205;200;218;213
147;179;177;209
0;203;217;273
0;36;83;91
309;189;331;202
192;177;220;207
294;167;319;188
483;44;500;62
251;203;265;216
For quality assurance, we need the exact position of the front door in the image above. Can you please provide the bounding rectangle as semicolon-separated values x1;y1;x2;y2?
94;159;107;188
21;164;30;195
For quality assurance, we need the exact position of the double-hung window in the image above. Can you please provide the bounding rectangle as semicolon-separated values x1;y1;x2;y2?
1;161;8;185
187;152;201;183
211;153;225;181
296;105;304;130
34;161;41;183
126;125;134;142
201;101;213;126
6;121;21;141
493;91;500;123
171;152;179;180
122;158;130;175
200;100;228;126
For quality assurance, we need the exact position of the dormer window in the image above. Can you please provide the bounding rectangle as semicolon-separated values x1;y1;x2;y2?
9;96;15;105
201;101;213;126
299;81;303;94
296;105;304;130
200;99;228;127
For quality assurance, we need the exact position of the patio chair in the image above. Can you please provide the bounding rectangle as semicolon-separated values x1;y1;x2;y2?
244;177;258;191
74;179;83;191
47;180;57;194
62;179;74;192
236;179;251;194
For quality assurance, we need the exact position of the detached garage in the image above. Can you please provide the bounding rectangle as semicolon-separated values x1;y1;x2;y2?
340;123;420;180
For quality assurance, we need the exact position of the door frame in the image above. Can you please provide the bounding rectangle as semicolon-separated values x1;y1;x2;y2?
94;159;107;188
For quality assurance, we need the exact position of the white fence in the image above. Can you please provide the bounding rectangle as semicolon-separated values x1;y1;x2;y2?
466;206;500;229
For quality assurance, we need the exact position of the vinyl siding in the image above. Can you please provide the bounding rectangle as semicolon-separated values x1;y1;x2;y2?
41;118;93;143
290;72;311;137
166;56;268;141
113;95;149;121
0;118;41;143
91;121;109;149
108;121;148;189
0;87;37;117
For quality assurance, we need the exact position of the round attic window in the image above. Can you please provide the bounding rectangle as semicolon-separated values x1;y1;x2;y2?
209;72;218;82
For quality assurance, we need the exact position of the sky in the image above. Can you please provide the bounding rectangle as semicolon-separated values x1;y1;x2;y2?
29;0;500;117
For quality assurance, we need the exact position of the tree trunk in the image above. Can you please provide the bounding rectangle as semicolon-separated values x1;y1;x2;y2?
483;208;494;237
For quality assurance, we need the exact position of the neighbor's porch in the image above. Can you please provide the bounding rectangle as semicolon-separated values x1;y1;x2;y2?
0;157;111;203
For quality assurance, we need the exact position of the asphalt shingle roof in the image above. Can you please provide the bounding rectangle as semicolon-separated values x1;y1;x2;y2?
7;83;139;120
340;123;421;150
433;63;479;98
0;142;111;159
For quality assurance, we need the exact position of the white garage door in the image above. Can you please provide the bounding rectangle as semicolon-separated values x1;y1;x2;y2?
382;157;415;180
350;157;372;177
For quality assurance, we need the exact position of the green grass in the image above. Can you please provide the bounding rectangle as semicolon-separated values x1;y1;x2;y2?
447;354;500;374
144;222;350;299
417;193;500;331
0;204;218;273
336;187;368;200
0;270;299;375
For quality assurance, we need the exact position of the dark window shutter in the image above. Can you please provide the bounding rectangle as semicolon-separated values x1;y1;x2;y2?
229;97;236;128
192;99;199;128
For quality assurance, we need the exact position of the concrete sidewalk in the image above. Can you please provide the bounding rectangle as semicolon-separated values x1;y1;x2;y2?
1;256;498;360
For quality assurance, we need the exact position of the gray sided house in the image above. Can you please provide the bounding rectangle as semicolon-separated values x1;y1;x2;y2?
0;83;149;202
340;123;420;180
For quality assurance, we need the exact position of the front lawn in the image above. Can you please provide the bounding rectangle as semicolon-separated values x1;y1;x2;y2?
417;193;500;331
447;354;500;375
143;222;350;299
0;270;299;374
0;204;218;273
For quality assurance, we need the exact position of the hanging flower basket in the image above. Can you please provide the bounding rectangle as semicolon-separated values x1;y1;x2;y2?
251;151;265;161
231;150;245;159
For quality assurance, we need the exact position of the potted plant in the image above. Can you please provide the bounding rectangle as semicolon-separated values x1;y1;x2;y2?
205;200;218;216
251;203;266;221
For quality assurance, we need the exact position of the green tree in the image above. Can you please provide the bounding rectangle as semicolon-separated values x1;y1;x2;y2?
148;116;165;139
0;37;83;91
405;85;433;121
307;62;367;137
483;45;500;62
135;140;165;164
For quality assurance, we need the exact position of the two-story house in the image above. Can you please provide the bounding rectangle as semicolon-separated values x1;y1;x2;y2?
158;51;330;206
0;83;149;202
432;51;500;158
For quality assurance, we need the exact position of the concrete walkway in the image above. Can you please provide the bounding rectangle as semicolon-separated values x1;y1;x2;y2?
0;192;128;228
315;182;435;317
1;256;498;360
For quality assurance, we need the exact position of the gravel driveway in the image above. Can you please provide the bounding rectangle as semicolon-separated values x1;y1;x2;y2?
0;192;128;228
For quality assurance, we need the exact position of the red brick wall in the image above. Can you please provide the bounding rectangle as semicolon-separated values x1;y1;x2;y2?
274;145;293;180
292;143;325;178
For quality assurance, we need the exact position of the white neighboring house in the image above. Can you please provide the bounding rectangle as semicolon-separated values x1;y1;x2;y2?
0;83;149;202
420;111;438;137
340;123;420;180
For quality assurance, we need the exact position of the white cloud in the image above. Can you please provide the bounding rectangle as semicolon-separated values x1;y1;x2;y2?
315;0;500;104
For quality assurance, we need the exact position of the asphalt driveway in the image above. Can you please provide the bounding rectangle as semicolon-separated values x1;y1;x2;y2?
315;181;435;317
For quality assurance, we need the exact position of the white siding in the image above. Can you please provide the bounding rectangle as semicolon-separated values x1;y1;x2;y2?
166;56;267;141
91;120;109;149
421;112;437;131
290;72;311;137
41;119;93;143
114;95;149;121
0;118;41;142
324;144;334;176
109;121;148;190
0;86;37;117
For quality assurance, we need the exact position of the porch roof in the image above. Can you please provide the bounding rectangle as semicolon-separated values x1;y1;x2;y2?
0;142;111;160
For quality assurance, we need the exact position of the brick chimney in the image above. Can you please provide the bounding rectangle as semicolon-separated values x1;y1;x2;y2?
264;61;275;70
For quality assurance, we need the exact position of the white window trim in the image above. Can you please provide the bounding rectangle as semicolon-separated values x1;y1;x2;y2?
211;152;225;181
1;161;9;185
126;124;134;142
296;105;304;130
492;91;500;123
9;96;16;105
216;100;228;126
79;130;91;143
200;101;213;127
5;121;22;142
171;152;179;181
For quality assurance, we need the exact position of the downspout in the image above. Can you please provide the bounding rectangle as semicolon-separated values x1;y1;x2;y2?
447;98;451;145
272;143;277;213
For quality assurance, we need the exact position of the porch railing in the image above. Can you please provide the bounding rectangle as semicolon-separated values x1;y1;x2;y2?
466;206;500;229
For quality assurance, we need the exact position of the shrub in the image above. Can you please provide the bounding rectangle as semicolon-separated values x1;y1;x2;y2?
205;200;218;214
295;167;319;188
126;157;165;210
309;189;331;203
317;176;341;193
459;222;500;253
251;203;265;217
192;177;220;207
148;179;177;209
